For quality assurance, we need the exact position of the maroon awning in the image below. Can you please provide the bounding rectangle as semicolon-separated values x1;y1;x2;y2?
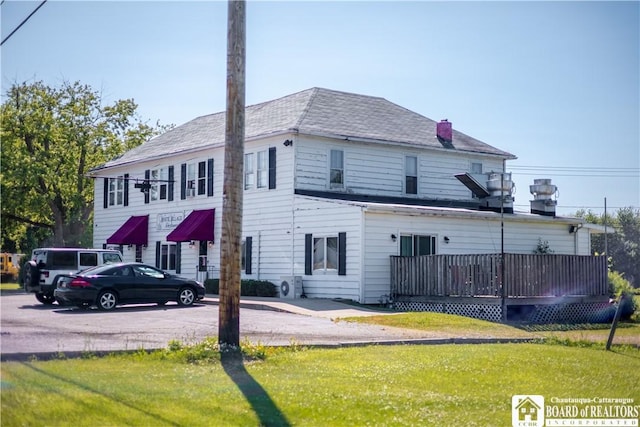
166;209;215;242
106;215;148;246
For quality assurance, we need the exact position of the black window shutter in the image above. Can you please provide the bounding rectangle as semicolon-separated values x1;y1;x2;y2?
305;234;313;275
207;158;214;197
245;236;252;275
168;166;174;202
103;178;109;209
268;147;276;189
175;242;181;274
155;241;161;268
144;170;150;204
338;232;347;276
124;174;129;206
180;163;187;200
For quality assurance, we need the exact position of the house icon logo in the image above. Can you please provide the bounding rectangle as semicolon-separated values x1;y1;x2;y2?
512;395;544;427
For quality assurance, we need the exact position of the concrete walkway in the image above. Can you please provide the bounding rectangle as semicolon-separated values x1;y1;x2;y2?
202;295;396;319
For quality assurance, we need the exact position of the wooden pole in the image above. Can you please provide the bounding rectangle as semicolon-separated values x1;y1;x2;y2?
606;293;625;351
219;0;246;347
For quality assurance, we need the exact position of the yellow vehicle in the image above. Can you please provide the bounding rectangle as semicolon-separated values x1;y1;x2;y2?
1;253;23;282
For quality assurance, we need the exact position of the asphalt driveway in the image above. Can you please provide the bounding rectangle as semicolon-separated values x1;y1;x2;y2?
1;293;438;360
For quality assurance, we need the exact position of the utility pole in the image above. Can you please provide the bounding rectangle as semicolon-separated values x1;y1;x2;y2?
500;169;507;322
219;0;246;347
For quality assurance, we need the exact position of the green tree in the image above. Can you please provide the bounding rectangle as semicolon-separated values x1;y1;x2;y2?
576;207;640;287
1;81;167;250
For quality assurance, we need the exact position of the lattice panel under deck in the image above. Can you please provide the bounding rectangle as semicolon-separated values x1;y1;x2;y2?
394;301;503;322
394;301;613;324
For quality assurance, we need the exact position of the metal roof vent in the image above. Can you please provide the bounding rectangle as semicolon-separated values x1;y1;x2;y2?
529;178;557;216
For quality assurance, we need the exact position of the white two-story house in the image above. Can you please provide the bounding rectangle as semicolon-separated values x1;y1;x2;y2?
90;88;598;304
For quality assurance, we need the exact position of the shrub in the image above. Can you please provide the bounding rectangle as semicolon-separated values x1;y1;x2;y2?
203;278;277;297
608;270;637;321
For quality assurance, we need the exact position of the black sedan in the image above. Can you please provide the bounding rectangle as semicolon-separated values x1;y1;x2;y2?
54;262;206;310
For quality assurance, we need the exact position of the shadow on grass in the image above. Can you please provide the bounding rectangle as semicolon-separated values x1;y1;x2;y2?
20;362;180;426
221;351;291;427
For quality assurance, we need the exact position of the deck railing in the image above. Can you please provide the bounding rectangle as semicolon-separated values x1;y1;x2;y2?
390;253;608;298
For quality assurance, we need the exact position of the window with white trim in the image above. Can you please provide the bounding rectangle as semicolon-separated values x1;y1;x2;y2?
405;156;418;195
108;175;124;206
197;161;206;195
257;150;268;188
330;149;344;189
150;168;168;201
313;236;338;272
471;162;483;174
400;234;436;256
244;153;254;190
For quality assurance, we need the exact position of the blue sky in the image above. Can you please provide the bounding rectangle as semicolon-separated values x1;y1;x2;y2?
2;0;638;215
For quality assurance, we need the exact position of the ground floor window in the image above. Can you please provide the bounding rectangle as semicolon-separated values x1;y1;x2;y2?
400;234;436;256
160;243;177;270
313;236;338;272
198;240;207;271
135;245;143;263
305;232;346;276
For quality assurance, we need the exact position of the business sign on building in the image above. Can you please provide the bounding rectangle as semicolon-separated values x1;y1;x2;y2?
157;211;185;231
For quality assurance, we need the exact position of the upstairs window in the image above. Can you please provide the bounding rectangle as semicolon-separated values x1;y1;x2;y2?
257;150;268;188
150;168;169;201
330;149;344;189
405;156;418;195
471;162;483;174
108;176;124;206
187;163;196;196
197;161;207;195
181;159;213;199
400;234;436;256
244;153;254;190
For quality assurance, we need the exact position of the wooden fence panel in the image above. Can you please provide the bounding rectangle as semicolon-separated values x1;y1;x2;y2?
391;253;607;298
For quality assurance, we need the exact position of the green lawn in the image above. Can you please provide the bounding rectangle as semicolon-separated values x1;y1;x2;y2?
1;343;638;427
0;282;20;291
342;311;640;346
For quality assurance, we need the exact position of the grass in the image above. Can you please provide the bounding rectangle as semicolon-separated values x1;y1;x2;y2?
0;282;21;291
1;342;639;427
342;310;640;345
340;312;533;338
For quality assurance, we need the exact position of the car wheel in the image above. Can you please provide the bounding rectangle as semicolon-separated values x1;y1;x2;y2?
97;290;118;311
177;287;195;306
35;292;56;305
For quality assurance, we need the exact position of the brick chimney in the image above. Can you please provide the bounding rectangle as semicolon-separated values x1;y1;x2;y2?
437;119;453;142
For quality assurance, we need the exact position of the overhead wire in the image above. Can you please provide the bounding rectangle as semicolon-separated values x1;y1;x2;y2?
1;0;47;46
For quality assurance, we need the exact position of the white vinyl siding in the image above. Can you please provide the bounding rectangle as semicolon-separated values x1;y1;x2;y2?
295;136;504;200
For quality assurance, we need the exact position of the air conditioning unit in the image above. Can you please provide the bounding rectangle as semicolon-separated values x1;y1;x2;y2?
186;188;195;197
279;276;303;299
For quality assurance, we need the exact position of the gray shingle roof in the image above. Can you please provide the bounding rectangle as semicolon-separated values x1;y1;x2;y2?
95;87;515;171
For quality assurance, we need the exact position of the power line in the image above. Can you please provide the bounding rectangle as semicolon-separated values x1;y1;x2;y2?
1;0;47;46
